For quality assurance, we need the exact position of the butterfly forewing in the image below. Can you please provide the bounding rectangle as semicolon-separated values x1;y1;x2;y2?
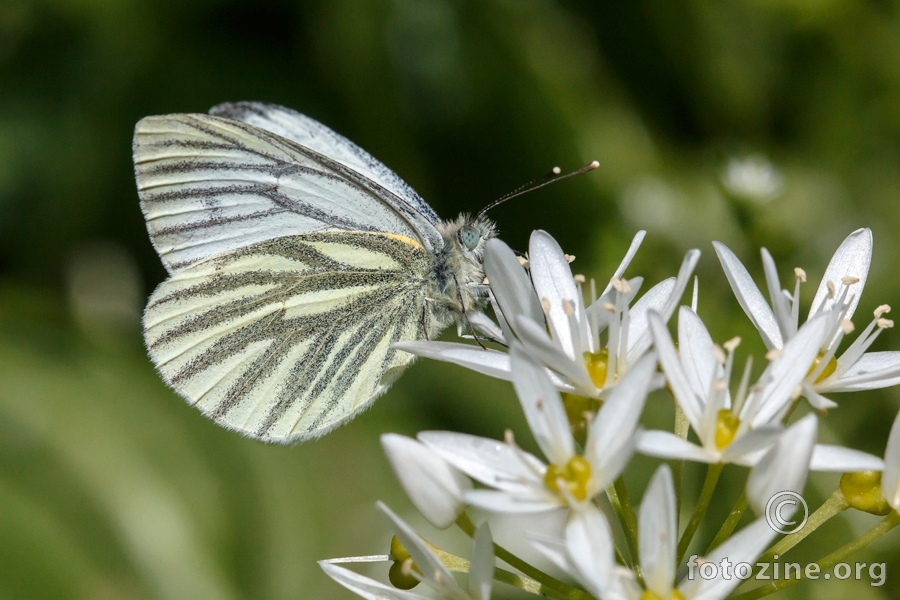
144;232;430;442
135;113;439;273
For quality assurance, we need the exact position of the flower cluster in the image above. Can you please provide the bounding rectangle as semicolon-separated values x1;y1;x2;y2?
321;228;900;600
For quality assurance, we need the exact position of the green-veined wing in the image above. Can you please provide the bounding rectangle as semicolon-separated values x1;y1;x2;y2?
144;231;431;443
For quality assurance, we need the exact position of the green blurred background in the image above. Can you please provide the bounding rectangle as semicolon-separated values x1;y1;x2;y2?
2;0;900;598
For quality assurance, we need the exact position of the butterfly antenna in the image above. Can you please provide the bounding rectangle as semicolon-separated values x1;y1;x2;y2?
476;160;599;219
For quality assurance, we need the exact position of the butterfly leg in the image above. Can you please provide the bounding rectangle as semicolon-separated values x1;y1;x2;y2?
453;275;486;350
420;299;430;341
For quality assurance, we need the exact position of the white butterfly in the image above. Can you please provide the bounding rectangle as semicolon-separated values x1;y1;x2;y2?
135;102;496;443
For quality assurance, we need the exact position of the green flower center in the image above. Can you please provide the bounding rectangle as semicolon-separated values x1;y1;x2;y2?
544;455;592;501
583;348;609;388
388;536;421;589
640;589;686;600
807;351;838;383
714;409;741;450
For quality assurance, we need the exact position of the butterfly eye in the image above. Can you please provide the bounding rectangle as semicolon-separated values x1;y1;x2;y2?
459;225;481;250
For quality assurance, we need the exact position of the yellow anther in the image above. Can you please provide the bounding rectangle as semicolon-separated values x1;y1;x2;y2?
840;471;892;516
714;409;741;450
583;349;610;388
806;351;838;383
544;455;592;501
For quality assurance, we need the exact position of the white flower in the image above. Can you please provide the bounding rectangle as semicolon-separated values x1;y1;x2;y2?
320;502;494;600
419;349;657;515
714;229;900;409
745;414;817;516
721;154;784;203
382;434;472;529
396;230;699;397
638;307;884;471
530;465;777;600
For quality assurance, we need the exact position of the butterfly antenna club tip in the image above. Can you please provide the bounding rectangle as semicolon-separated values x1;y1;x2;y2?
477;160;600;218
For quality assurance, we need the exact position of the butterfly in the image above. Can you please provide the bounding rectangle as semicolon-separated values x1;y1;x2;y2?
134;102;496;443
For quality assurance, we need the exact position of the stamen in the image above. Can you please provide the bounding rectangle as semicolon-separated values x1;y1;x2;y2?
878;318;894;329
611;278;631;293
794;267;807;282
573;274;586;284
565;254;575;263
732;355;754;416
691;275;699;312
840;319;855;334
765;349;782;360
723;336;742;352
482;277;489;285
602;302;616;313
517;256;530;268
712;344;727;365
562;299;575;316
842;276;860;285
827;280;836;299
875;304;892;318
541;298;551;314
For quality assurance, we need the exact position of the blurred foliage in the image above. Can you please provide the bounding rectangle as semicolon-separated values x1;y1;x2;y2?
1;0;900;598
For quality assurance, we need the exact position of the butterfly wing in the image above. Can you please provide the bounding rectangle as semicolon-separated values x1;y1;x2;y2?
144;231;431;443
209;101;442;230
134;111;443;273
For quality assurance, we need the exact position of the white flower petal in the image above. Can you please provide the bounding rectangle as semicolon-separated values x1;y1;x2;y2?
679;518;775;600
529;230;580;360
625;277;675;361
394;341;513;380
485;238;544;333
639;466;677;599
629;250;700;360
636;430;715;463
713;241;783;350
515;317;595;391
746;415;817;516
761;248;796;340
601;230;647;296
510;346;575;465
418;431;544;492
377;502;461;594
319;562;426;600
464;489;562;513
677;307;719;400
881;410;900;510
566;506;623;600
809;228;872;320
801;383;838;410
719;426;783;463
381;434;472;529
748;314;829;426
825;351;900;392
469;523;494;600
468;311;507;345
586;353;656;486
648;311;704;432
809;444;884;472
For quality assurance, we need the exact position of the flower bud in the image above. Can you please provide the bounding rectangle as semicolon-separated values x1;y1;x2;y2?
840;471;892;516
381;434;471;529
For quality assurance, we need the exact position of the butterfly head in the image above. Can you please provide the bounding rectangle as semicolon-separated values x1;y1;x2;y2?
440;214;496;260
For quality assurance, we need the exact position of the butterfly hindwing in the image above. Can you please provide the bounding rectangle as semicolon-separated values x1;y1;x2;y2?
143;231;431;442
134;112;441;273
